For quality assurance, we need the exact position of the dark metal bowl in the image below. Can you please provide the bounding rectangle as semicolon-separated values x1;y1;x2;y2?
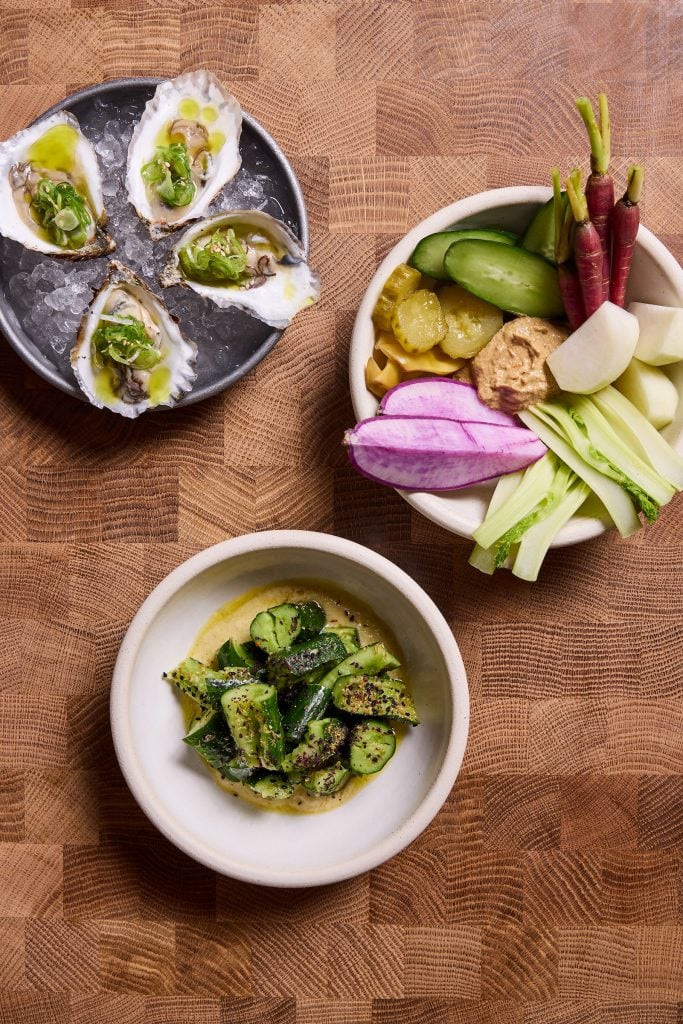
0;77;309;406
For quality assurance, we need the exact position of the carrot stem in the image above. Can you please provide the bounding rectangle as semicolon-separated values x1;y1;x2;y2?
576;96;609;175
626;164;644;204
565;176;588;224
598;93;611;167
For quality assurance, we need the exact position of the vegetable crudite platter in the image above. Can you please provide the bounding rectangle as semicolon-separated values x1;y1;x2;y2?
0;74;319;415
110;531;469;886
349;93;683;581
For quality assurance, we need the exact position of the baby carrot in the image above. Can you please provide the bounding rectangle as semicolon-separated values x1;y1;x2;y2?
576;93;614;301
610;164;644;307
552;168;584;330
566;174;604;320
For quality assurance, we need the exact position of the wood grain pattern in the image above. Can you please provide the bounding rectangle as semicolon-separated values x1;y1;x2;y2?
0;1;682;1021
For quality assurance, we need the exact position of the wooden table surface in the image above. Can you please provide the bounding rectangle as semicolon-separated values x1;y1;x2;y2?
1;1;683;1022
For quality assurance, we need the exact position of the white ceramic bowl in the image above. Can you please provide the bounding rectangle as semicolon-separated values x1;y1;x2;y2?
350;186;683;545
111;530;469;887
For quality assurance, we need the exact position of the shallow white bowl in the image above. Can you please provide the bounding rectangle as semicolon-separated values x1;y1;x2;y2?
111;530;469;887
350;186;683;546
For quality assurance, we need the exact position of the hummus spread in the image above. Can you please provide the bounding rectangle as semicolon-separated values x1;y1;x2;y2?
471;316;568;413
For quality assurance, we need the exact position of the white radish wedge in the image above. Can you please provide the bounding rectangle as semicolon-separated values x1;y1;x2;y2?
614;358;679;430
629;302;683;365
546;301;639;394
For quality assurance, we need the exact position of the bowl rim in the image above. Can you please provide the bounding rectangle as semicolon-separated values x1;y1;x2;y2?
349;185;683;546
110;529;470;887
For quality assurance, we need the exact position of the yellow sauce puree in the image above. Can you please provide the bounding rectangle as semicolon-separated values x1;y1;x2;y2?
185;579;409;814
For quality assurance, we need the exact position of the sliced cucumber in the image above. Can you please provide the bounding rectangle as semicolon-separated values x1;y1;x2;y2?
332;674;420;725
323;625;361;654
164;658;255;709
349;719;396;775
444;239;564;318
284;718;348;772
520;196;565;264
222;754;259;783
318;642;401;690
183;709;236;773
267;633;348;688
410;228;517;280
247;773;295;801
282;683;331;743
221;682;285;770
302;761;351;796
205;667;258;708
216;638;265;673
250;601;326;654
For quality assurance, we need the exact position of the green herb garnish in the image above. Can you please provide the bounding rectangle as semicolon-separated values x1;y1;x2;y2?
141;142;196;208
30;179;92;249
91;315;161;372
178;228;249;284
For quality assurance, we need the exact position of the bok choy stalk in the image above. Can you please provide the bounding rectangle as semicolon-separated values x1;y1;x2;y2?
512;471;590;581
519;409;640;538
470;454;590;581
468;471;524;574
591;386;683;489
533;396;674;517
473;453;558;556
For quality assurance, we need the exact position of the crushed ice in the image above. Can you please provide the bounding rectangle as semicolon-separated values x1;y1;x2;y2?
0;91;302;382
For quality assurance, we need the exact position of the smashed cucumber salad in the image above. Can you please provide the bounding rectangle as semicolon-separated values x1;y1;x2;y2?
164;597;417;809
350;91;683;582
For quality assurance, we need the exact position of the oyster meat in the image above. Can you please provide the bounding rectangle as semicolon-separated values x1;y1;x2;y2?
160;210;320;329
0;111;114;259
126;71;242;238
71;261;197;418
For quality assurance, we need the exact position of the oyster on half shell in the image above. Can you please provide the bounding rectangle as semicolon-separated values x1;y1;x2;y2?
126;71;242;239
0;111;114;259
71;261;197;418
159;210;320;329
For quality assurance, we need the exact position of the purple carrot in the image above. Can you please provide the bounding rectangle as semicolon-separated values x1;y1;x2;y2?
565;174;604;320
552;167;585;329
610;164;644;307
576;94;614;300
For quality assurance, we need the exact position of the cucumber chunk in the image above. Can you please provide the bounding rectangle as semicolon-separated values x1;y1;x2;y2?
250;601;326;654
183;709;236;774
332;674;420;725
349;719;396;775
221;683;285;770
444;239;564;318
284;718;349;772
282;683;331;743
247;773;295;801
323;625;361;654
164;658;255;709
216;639;265;673
318;642;401;691
267;633;348;688
302;760;352;796
410;228;517;280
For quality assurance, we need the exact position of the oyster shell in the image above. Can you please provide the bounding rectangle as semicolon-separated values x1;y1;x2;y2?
0;111;114;259
71;261;197;418
126;71;242;239
159;210;320;329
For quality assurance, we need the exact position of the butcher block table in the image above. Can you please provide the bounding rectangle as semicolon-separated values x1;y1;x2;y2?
1;2;683;1022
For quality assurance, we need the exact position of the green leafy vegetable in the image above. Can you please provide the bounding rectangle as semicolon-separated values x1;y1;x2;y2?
30;179;92;249
178;228;249;284
91;315;161;372
141;142;196;208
